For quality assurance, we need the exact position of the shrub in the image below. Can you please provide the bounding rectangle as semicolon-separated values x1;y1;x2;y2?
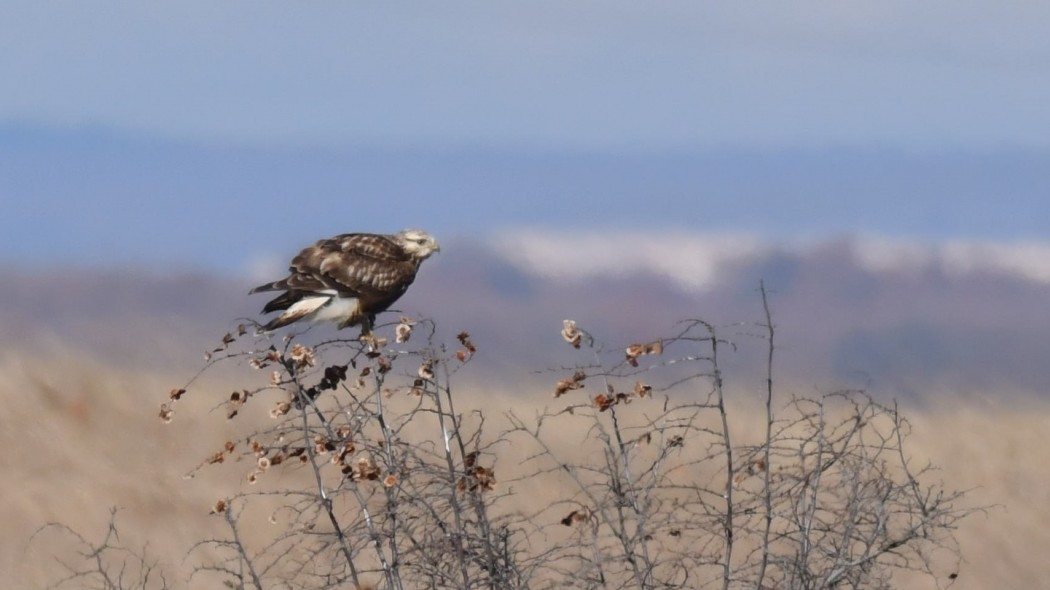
39;289;971;589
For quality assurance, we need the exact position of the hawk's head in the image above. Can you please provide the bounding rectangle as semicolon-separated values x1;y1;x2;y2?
395;229;440;260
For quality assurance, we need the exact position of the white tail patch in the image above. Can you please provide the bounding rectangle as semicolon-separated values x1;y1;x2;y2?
274;296;331;326
269;295;363;330
313;296;362;323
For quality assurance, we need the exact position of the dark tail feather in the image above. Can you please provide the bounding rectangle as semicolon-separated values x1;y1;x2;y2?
260;291;301;314
249;280;284;294
259;296;323;332
250;278;303;314
260;312;297;332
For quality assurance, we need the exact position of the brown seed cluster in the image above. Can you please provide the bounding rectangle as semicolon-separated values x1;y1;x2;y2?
225;435;320;484
560;507;593;527
158;387;187;423
249;348;282;370
226;389;253;420
456;331;477;362
625;340;664;367
634;381;652;397
570;379;652;411
348;456;382;481
456;451;495;492
290;362;351;409
312;434;337;456
289;343;315;370
330;441;357;467
554;371;587;398
731;457;768;488
270;400;291;419
458;465;496;494
592;392;632;412
204;328;246;362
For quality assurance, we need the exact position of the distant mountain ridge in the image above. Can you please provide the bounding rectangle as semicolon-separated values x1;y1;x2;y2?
4;234;1049;400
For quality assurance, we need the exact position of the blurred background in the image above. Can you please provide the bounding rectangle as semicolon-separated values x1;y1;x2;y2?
3;2;1050;587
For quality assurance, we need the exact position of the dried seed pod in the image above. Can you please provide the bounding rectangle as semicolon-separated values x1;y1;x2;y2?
158;404;174;423
270;400;291;419
553;371;586;398
289;343;315;368
560;508;592;527
634;381;652;398
395;317;415;343
418;359;435;380
561;320;582;348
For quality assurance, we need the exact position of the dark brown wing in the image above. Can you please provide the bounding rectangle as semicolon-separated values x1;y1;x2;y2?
251;233;420;314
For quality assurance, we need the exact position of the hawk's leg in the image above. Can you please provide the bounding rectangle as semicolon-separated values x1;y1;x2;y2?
358;314;379;349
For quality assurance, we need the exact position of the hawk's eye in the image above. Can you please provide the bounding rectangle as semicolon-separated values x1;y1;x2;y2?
415;238;426;244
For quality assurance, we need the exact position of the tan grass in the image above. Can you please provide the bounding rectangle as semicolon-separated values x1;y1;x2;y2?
2;347;1048;589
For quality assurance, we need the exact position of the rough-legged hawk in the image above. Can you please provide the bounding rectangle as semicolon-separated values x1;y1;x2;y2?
250;229;439;335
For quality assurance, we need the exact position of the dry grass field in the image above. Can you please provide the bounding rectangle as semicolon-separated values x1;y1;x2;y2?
3;341;1048;589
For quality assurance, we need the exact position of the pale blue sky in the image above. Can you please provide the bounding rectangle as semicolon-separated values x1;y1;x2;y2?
4;1;1050;150
3;2;1050;272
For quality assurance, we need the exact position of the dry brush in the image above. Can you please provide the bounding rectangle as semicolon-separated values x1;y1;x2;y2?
35;290;972;589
